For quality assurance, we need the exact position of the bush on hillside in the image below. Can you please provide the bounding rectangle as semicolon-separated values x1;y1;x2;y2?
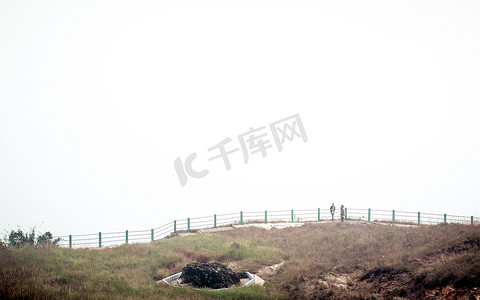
4;228;60;247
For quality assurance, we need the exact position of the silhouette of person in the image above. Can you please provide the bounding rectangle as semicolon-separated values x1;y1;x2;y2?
340;205;345;222
330;203;335;221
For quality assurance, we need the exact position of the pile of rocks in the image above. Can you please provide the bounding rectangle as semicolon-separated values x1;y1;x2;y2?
181;262;248;289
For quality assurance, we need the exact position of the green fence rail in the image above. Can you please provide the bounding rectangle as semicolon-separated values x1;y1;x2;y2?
49;208;479;249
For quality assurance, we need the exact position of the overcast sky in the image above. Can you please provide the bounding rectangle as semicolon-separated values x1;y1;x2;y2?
1;0;479;237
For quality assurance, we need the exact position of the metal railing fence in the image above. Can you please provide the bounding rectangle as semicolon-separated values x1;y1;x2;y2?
32;208;479;249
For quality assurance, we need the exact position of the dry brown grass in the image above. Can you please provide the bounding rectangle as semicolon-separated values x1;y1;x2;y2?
1;222;479;299
216;222;480;298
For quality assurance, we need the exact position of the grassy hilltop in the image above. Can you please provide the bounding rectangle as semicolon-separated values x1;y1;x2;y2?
1;222;480;299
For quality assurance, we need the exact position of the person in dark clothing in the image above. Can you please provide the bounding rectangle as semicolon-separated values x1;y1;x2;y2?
340;205;345;222
330;203;335;221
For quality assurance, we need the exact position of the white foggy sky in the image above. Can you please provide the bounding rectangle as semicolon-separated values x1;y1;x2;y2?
1;0;479;237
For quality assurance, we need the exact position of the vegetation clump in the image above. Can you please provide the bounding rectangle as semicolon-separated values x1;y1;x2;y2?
3;228;60;247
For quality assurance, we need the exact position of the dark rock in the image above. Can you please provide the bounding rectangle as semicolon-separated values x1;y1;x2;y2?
181;262;248;289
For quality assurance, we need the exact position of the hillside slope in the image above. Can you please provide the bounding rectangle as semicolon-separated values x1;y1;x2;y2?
1;222;479;299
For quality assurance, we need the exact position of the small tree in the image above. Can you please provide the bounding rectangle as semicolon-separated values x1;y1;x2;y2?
8;228;31;247
37;231;60;245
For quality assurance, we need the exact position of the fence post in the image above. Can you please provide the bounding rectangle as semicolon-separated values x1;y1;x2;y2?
174;220;177;233
214;214;217;228
345;207;348;221
368;208;371;222
99;232;102;248
291;209;294;223
265;210;267;224
418;212;420;225
444;214;447;224
318;208;320;221
39;236;42;245
126;230;128;244
10;236;13;246
392;210;395;224
69;235;72;248
187;218;190;232
151;229;154;242
472;216;474;225
240;211;243;225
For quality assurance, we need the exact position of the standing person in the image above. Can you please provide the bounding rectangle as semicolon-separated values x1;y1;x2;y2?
330;203;335;221
340;205;345;222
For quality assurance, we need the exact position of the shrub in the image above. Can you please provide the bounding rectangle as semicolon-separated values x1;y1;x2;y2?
4;228;60;247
